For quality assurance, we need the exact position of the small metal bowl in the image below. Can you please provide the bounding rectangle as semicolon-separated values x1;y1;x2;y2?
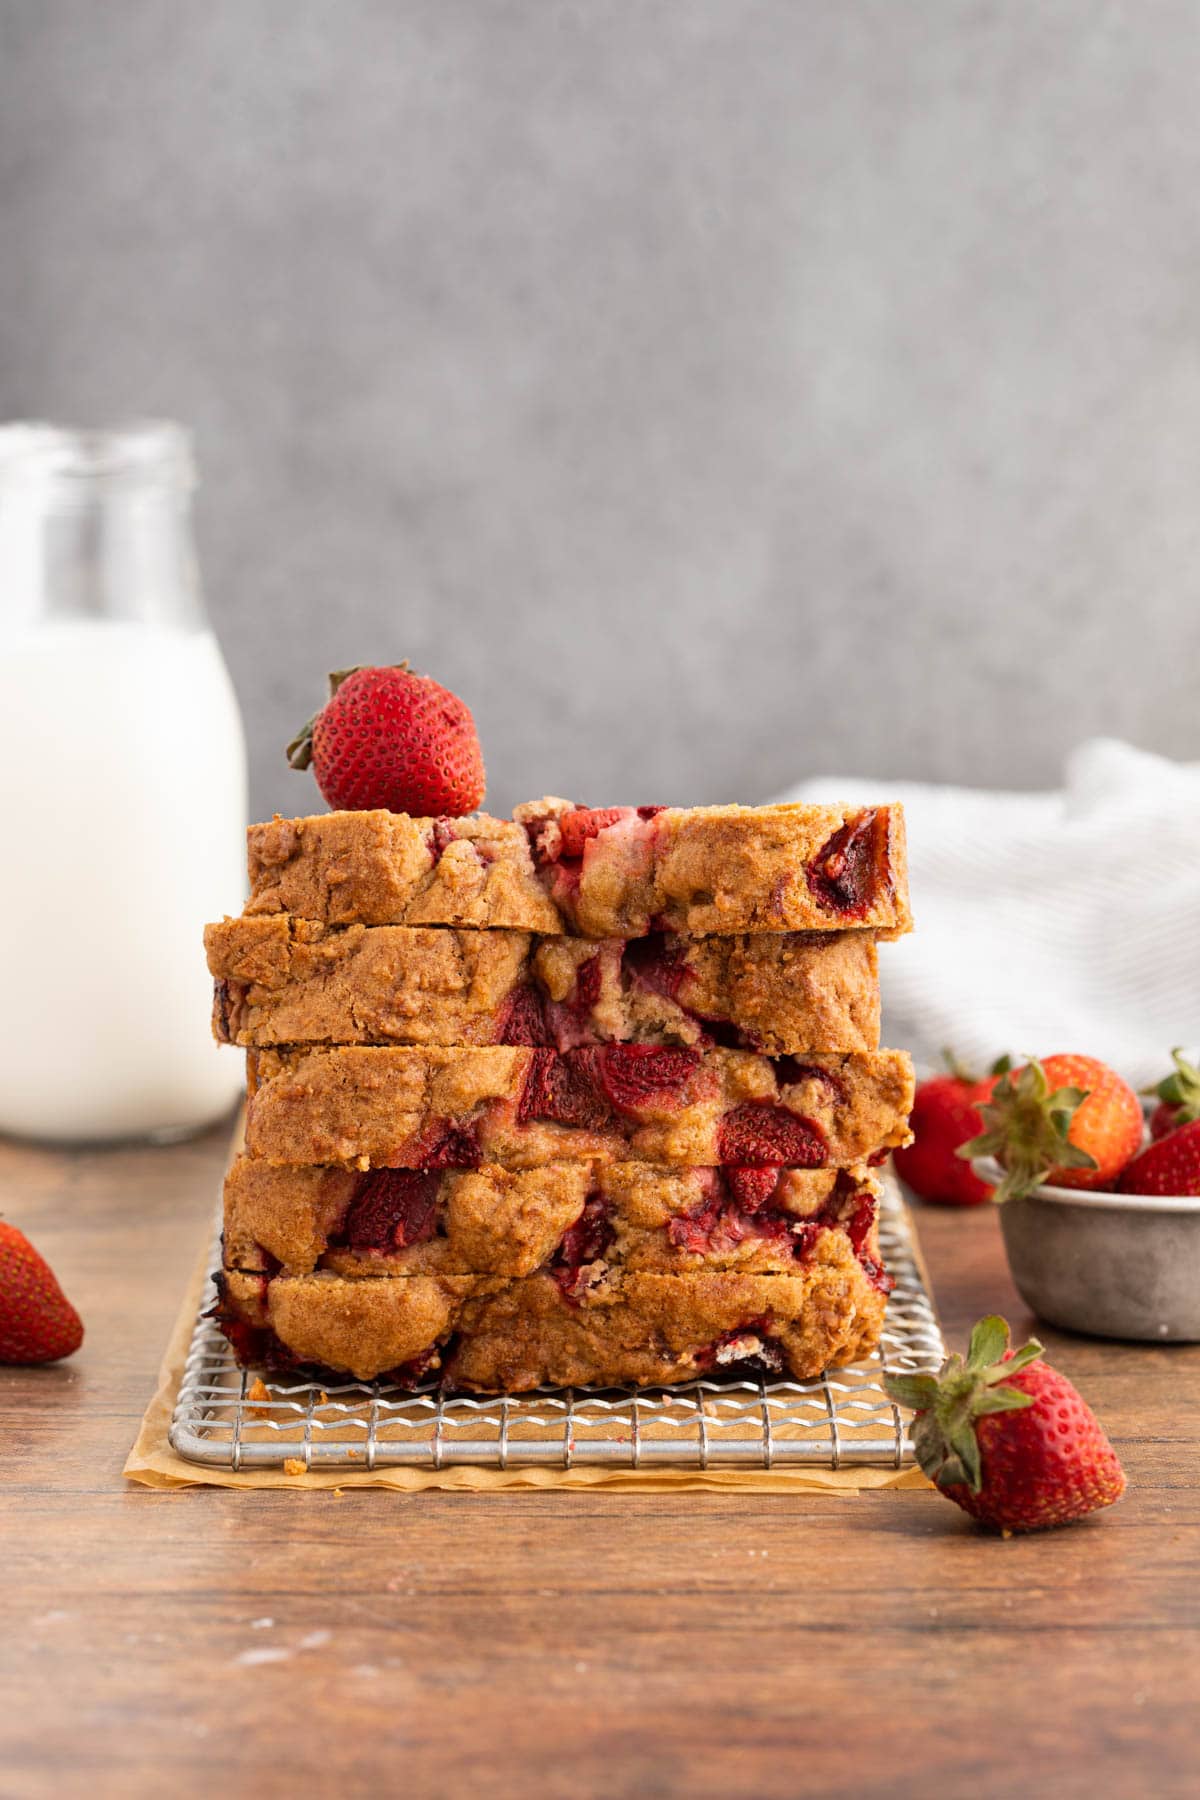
973;1158;1200;1342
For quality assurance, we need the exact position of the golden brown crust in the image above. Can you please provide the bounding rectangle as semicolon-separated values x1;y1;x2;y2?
218;1257;888;1388
246;811;564;932
243;801;911;938
242;1044;915;1170
223;1154;883;1279
204;916;881;1054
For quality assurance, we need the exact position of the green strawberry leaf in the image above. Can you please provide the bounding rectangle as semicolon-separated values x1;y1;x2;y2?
943;1413;983;1492
1147;1049;1200;1122
285;712;317;771
911;1412;953;1483
883;1372;939;1412
972;1385;1036;1415
982;1338;1043;1382
936;1451;971;1489
966;1315;1010;1371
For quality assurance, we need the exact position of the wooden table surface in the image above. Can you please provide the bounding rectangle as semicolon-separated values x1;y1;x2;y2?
2;1123;1198;1800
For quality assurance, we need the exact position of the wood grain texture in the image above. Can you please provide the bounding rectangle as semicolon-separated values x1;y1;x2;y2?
1;1127;1198;1799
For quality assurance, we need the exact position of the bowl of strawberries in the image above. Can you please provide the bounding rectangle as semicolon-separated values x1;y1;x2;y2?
898;1051;1200;1343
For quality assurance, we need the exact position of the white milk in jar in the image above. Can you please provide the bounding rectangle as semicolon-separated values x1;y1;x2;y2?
0;424;246;1141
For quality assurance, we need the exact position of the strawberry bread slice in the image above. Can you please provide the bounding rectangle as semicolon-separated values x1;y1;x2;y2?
242;1044;914;1171
205;916;881;1054
244;798;910;938
223;1155;889;1286
215;1254;887;1388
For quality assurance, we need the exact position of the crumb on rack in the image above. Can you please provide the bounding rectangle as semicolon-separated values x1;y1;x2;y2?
284;1458;307;1477
246;1377;272;1418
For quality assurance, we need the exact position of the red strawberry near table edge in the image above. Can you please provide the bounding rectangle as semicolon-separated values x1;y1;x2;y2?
288;663;486;817
885;1315;1125;1534
892;1053;1011;1206
960;1054;1143;1203
0;1221;84;1365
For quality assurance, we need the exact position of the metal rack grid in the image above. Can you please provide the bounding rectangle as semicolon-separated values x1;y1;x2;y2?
169;1173;943;1472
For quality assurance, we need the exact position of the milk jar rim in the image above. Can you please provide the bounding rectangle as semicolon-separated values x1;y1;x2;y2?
0;420;195;492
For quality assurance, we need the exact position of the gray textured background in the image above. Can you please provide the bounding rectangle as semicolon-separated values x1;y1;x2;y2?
4;0;1200;820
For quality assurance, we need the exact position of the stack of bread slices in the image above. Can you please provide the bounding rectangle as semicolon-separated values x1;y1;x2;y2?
204;796;914;1391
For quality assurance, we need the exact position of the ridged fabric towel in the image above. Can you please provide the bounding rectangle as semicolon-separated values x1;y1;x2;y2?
778;738;1200;1086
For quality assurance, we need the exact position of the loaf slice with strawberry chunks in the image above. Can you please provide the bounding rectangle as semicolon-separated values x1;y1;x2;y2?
244;797;910;938
205;915;881;1054
223;1156;889;1290
242;1044;914;1172
215;1256;887;1388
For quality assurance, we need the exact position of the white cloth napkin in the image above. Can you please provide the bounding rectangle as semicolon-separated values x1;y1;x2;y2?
776;738;1200;1087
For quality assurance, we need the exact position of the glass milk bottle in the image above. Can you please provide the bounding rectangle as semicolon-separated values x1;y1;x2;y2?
0;422;247;1141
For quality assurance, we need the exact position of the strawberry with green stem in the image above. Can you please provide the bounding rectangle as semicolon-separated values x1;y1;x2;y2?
886;1316;1125;1533
1145;1047;1200;1141
288;664;486;818
960;1054;1143;1202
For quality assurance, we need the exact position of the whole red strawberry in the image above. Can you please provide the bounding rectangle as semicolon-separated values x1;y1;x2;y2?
885;1316;1125;1533
962;1054;1143;1202
893;1053;1009;1206
287;664;486;817
1119;1117;1200;1195
1145;1048;1200;1141
0;1222;84;1364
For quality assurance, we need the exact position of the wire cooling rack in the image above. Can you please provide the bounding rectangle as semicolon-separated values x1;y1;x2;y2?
170;1172;943;1472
